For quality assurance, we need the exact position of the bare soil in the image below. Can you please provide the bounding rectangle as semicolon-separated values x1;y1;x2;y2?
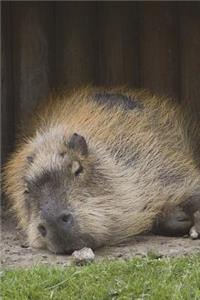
1;212;200;268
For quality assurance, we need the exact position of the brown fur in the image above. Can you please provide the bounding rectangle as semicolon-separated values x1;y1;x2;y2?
3;87;200;253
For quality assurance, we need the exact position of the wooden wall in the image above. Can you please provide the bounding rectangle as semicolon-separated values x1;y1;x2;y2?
1;1;200;165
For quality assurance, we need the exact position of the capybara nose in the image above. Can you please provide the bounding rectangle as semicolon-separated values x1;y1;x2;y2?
38;224;47;237
38;212;74;238
59;212;73;224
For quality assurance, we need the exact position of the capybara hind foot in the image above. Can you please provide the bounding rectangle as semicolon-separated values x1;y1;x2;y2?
152;206;192;237
189;211;200;239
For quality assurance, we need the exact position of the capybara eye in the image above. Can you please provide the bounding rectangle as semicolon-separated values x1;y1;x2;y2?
71;161;83;176
27;155;34;164
59;151;67;157
24;188;29;194
38;224;47;237
74;165;83;176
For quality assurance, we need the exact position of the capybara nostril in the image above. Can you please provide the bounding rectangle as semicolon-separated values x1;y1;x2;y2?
38;224;47;237
60;213;73;224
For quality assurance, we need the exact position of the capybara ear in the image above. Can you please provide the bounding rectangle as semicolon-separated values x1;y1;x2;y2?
68;133;88;156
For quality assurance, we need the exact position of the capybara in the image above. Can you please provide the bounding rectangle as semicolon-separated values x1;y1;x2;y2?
4;87;200;253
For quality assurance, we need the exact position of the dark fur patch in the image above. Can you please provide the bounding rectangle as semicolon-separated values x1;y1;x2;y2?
24;171;65;201
93;92;143;111
24;170;70;218
124;153;140;167
108;144;140;167
28;171;52;189
181;195;200;216
158;169;184;186
152;207;192;236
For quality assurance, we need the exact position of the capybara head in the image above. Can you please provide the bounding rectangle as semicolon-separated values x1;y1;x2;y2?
19;129;113;254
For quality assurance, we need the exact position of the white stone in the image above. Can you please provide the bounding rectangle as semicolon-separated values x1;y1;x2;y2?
72;247;95;265
189;226;199;240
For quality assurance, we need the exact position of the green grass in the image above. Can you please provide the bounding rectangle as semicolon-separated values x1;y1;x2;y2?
1;255;200;300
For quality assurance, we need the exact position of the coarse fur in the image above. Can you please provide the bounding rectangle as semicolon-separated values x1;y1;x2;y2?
3;87;200;253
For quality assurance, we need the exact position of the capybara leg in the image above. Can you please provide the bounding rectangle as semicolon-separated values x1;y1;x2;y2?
189;211;200;239
182;194;200;239
153;206;192;236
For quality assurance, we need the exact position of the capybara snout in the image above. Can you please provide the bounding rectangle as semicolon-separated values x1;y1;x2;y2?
36;211;93;254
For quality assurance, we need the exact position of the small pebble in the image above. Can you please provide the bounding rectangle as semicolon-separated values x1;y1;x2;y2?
21;242;29;248
189;226;199;240
116;253;123;258
72;247;95;265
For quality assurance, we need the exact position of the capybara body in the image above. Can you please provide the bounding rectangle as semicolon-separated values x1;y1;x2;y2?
4;87;200;253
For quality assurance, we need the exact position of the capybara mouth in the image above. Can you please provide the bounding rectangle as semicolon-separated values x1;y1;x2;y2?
47;245;89;255
46;244;74;255
46;234;96;255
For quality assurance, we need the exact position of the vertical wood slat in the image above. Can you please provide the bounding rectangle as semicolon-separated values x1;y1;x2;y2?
1;2;15;164
97;2;140;86
1;2;200;167
55;2;98;88
139;2;179;100
11;2;55;125
180;2;200;116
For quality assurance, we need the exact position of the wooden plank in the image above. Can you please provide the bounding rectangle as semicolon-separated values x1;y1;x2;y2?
139;2;179;100
180;2;200;116
179;2;200;160
11;2;55;123
55;2;98;88
1;2;15;164
97;2;139;86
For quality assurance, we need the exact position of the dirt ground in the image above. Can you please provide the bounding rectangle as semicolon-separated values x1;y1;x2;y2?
1;212;200;268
